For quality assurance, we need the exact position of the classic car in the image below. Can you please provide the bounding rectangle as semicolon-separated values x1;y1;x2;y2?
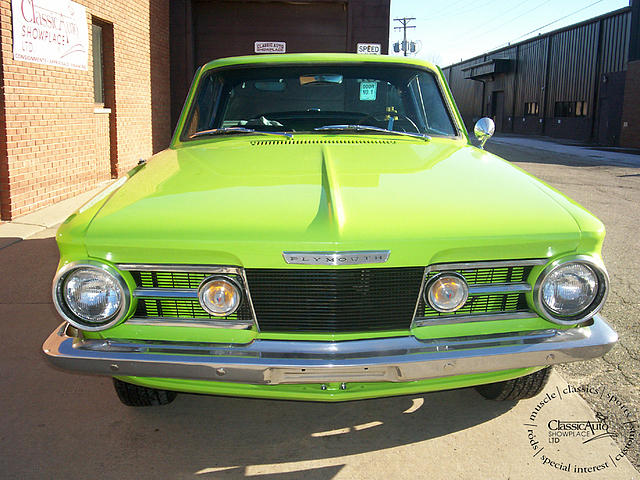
43;53;617;406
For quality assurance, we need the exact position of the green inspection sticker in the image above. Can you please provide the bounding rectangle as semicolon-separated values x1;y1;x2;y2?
359;81;377;101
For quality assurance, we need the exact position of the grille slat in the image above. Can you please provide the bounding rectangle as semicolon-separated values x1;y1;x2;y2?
134;298;253;321
245;267;424;333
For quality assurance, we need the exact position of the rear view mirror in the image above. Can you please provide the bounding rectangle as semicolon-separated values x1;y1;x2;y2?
299;74;343;86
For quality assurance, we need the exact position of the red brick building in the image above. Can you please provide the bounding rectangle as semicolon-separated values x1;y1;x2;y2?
0;0;171;220
0;0;390;221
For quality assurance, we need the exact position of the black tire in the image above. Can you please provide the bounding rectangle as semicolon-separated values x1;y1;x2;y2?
475;366;552;401
113;378;178;407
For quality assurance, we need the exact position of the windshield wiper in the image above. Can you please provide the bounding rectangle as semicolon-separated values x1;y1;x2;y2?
190;127;293;139
314;125;430;141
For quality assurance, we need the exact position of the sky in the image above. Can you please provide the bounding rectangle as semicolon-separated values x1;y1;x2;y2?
388;0;631;66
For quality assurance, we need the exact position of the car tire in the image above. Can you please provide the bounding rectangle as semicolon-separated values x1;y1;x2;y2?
475;366;552;401
113;378;178;407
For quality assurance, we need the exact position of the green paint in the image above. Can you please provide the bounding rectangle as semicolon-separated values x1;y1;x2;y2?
116;367;544;402
52;54;607;401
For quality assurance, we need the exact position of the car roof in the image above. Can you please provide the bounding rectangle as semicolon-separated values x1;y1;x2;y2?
199;53;439;72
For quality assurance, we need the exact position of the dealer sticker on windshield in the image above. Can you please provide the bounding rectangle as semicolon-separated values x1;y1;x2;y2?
359;81;377;101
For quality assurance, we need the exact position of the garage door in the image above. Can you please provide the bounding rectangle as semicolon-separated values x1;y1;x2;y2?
192;0;348;66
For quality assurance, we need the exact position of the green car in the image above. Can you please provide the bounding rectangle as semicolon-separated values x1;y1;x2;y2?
43;53;617;406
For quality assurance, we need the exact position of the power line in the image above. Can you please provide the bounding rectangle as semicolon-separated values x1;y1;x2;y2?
393;17;416;56
418;0;502;24
502;0;605;45
458;0;551;44
414;0;470;22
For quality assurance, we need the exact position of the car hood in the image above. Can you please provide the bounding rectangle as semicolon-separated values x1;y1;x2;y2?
84;136;587;267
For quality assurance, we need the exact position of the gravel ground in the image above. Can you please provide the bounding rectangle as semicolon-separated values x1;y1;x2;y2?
487;138;640;469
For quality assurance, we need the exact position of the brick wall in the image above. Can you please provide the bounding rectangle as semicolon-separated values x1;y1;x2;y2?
620;60;640;148
0;0;170;220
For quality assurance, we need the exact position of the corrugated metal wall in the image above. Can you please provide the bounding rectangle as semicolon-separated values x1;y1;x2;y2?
600;12;631;73
443;7;631;144
546;23;598;114
515;38;547;116
446;61;483;124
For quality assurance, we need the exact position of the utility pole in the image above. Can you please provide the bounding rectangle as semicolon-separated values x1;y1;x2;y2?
393;17;416;56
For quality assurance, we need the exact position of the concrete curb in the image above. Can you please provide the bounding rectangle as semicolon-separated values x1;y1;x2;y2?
491;135;640;167
0;180;113;246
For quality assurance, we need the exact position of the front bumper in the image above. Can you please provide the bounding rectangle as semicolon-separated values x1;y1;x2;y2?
42;315;617;385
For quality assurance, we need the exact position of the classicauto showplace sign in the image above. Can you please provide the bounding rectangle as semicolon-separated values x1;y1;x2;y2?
11;0;88;70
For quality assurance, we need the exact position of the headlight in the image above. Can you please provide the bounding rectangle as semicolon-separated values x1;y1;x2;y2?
535;257;608;325
53;262;130;331
425;272;469;313
198;276;242;316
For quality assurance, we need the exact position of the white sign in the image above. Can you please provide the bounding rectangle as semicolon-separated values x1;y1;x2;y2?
255;41;286;54
357;43;381;55
11;0;88;70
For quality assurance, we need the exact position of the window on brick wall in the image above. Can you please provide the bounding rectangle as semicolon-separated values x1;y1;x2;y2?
92;23;104;104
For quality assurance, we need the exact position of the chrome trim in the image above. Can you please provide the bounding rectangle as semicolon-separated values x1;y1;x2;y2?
533;255;609;326
238;267;260;333
411;267;429;322
43;315;617;384
134;288;198;298
127;317;254;329
117;264;243;274
52;261;131;332
423;272;469;313
413;312;538;327
468;283;531;295
282;250;390;266
425;259;547;272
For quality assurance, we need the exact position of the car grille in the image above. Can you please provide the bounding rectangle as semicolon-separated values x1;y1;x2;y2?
413;264;536;326
244;267;424;332
129;270;254;326
122;260;542;332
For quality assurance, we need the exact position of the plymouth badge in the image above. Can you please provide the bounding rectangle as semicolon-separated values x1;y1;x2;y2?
282;251;390;266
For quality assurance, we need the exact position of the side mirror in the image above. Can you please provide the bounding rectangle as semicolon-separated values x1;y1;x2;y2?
474;117;495;149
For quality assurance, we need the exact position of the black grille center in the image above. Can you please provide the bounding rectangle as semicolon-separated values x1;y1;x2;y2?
245;267;424;332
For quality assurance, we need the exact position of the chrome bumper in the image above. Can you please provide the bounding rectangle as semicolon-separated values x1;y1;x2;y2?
42;316;617;385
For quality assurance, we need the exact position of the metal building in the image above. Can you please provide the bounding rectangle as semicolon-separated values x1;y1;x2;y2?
442;5;639;147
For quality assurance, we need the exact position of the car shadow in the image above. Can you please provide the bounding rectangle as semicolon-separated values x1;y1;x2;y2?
120;386;516;478
1;235;517;479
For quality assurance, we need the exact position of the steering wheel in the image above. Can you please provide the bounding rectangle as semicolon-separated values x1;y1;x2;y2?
356;111;421;133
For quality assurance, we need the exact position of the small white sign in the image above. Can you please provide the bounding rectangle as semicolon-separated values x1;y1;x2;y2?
12;0;88;70
357;43;381;55
255;41;286;54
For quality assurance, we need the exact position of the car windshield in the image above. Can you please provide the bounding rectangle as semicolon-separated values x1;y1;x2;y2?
182;64;458;139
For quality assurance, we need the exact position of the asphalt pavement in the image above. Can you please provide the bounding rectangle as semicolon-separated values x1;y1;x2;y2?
488;135;640;471
1;137;638;479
